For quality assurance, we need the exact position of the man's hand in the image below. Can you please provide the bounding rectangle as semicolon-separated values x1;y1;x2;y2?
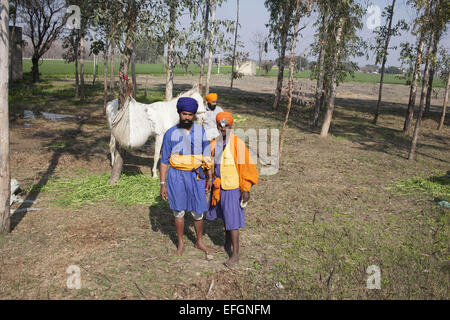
160;184;168;201
206;179;212;194
241;191;250;203
160;163;169;201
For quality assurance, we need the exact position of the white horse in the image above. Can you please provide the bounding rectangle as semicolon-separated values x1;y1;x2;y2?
106;86;206;178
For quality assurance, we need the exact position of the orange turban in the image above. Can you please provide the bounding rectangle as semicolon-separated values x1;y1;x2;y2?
206;93;218;103
216;112;234;128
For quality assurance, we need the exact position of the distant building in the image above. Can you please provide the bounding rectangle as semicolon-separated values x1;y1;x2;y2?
237;61;256;76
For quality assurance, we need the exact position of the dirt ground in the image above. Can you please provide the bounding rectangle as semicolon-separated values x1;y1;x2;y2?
1;74;449;299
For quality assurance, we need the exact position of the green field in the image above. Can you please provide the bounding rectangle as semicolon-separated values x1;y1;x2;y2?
22;58;445;87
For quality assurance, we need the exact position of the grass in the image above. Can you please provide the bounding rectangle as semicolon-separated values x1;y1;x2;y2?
392;172;450;201
2;74;449;300
22;59;446;87
29;171;164;208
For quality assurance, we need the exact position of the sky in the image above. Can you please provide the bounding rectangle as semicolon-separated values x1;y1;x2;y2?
211;0;450;68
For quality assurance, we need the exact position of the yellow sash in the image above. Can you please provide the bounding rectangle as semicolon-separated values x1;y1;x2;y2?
169;154;212;180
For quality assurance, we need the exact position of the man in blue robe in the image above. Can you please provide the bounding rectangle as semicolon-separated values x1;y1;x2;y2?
159;97;215;256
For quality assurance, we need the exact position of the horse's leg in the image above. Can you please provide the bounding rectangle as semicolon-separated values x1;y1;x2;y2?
152;134;163;178
110;135;116;167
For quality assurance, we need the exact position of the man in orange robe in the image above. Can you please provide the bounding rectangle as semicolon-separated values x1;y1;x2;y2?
206;112;258;268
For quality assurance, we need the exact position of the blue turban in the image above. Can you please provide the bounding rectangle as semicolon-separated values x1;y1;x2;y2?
177;97;198;114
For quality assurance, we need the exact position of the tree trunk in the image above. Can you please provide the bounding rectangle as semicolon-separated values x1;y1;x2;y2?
165;0;177;101
205;0;217;96
437;72;449;131
218;51;221;74
320;18;344;138
110;41;115;93
75;56;79;98
103;41;109;115
0;0;10;234
373;0;395;125
403;3;429;134
408;30;434;160
373;54;388;125
424;31;440;117
109;2;138;185
131;42;137;99
80;33;85;102
272;4;292;110
31;54;40;82
230;0;239;92
312;12;327;127
280;0;302;163
199;0;211;95
93;54;97;86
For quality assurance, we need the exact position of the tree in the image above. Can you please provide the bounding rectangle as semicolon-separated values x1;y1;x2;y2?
279;0;311;162
251;31;268;68
90;1;113;113
318;0;365;137
403;1;431;134
135;38;164;63
423;31;441;117
230;0;239;92
198;0;211;95
0;0;10;234
63;0;92;102
408;0;447;160
423;0;448;118
91;39;108;112
399;42;415;84
90;41;100;86
310;4;329;127
262;60;273;74
265;0;297;110
384;66;403;74
131;41;137;98
161;0;201;100
164;0;177;101
62;29;81;97
108;0;139;185
372;0;408;125
205;0;216;96
17;0;68;82
94;0;164;184
437;48;449;131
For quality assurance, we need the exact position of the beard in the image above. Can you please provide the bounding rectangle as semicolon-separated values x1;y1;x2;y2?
179;119;193;129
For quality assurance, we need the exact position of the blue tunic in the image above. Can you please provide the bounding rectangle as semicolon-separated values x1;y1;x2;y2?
161;123;210;214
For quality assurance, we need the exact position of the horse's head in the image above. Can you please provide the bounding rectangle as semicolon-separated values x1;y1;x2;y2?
191;92;206;124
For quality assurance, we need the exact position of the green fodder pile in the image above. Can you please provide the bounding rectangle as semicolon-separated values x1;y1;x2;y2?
391;172;450;202
29;171;163;208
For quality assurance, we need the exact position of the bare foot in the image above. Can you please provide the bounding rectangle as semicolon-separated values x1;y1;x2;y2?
173;243;185;256
224;256;239;269
195;242;216;254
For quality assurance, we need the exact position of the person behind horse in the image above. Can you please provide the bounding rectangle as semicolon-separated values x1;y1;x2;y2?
203;93;224;141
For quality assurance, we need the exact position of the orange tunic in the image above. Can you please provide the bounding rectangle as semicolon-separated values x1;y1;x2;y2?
210;133;259;206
